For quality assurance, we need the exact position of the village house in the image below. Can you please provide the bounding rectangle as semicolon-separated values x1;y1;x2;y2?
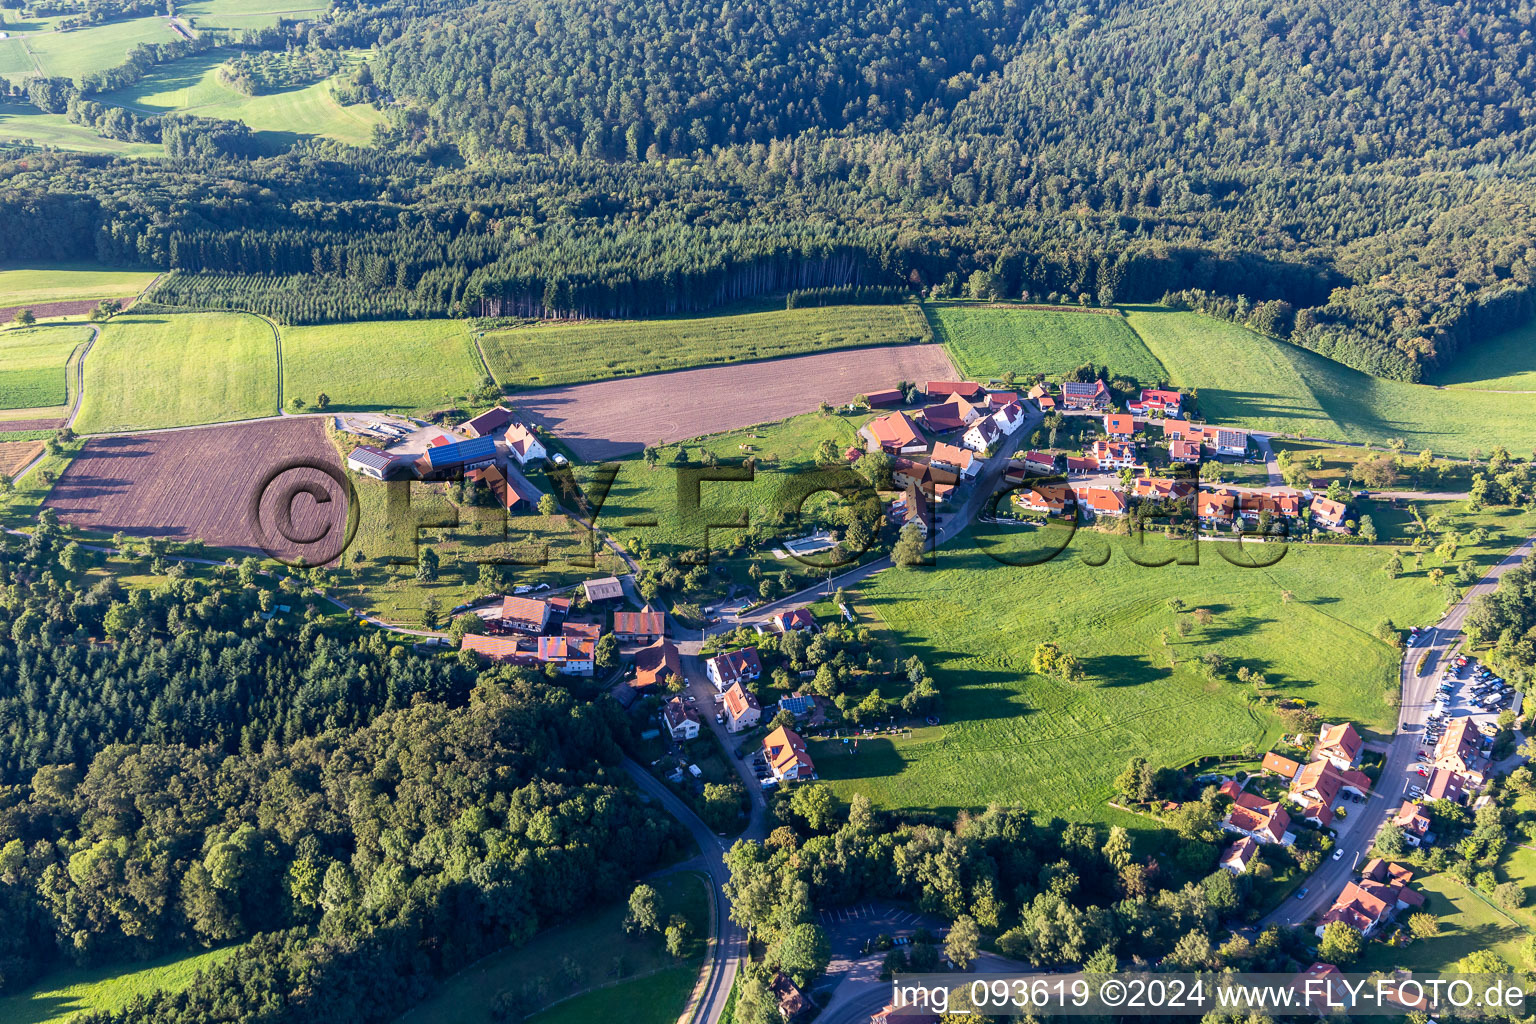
663;697;700;741
346;444;404;480
777;693;816;720
1160;419;1203;441
459;632;592;675
991;401;1028;435
633;637;683;691
1103;413;1136;440
462;406;513;438
896;484;930;537
1220;836;1260;874
613;609;666;643
1433;719;1489;784
723;681;762;732
1196;489;1236;526
1130;477;1193;501
1079;485;1129;518
1289;760;1372;825
500;595;552;634
929;442;979;478
918;394;982;433
1015;482;1074;516
858;412;927;454
1089;439;1137;469
706;647;762;691
1169;438;1201;464
504;422;548;466
1309;495;1349;528
1238;490;1302;523
763;725;816;781
892;458;958;501
415;434;499;480
1022;450;1058;475
1424;767;1468;803
1127;388;1183;418
961;414;1000;454
1061;379;1110;410
986;391;1019;410
468;464;540;513
772;608;816;633
1315;871;1424;939
925;380;985;401
1026;383;1051;403
1262;751;1303;780
583;576;625;604
1064;455;1098;475
1212;427;1249;456
537;635;595;675
769;973;809;1021
861;387;905;407
1393;801;1432;847
1219;781;1292;844
459;634;537;666
1314;722;1363;770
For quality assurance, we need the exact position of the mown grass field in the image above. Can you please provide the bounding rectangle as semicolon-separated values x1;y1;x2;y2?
0;324;92;409
74;313;279;433
0;266;158;308
0;37;34;78
1360;871;1529;974
179;0;327;30
281;320;484;413
401;872;707;1024
1124;307;1536;457
931;302;1168;385
0;109;162;155
479;304;929;390
809;514;1516;821
23;16;176;82
0;945;238;1024
1430;319;1536;391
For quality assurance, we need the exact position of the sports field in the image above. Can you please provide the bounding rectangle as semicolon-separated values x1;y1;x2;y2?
74;313;279;433
402;872;707;1024
23;16;177;83
1124;308;1536;456
931;303;1168;384
102;50;383;148
1430;319;1536;391
0;324;92;409
811;523;1475;821
0;265;158;309
479;304;930;390
280;319;484;412
0;945;239;1024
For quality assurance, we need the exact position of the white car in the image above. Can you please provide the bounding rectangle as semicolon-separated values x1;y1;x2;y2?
1332;849;1344;861
513;584;533;594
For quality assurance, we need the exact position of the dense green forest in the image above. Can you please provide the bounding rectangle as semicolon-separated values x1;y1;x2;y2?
3;0;1535;380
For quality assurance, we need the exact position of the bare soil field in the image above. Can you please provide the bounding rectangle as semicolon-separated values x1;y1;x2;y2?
0;417;66;431
515;343;957;460
0;440;43;477
44;418;351;562
0;299;108;323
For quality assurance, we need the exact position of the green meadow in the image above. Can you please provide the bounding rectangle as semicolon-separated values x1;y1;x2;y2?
23;16;177;83
931;302;1168;385
0;109;161;155
0;945;238;1024
0;265;158;308
179;0;328;30
1360;871;1530;974
1124;308;1536;457
74;313;279;432
479;304;929;390
281;319;485;413
1430;319;1536;391
0;324;92;409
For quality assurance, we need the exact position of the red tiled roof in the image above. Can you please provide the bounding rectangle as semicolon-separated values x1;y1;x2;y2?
500;595;550;626
1262;752;1302;778
925;381;984;399
614;610;665;636
763;725;814;777
1105;413;1135;435
862;412;925;449
724;680;760;718
634;638;682;688
1080;485;1128;514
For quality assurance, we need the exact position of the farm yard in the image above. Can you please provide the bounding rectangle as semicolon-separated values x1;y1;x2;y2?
1124;307;1536;456
932;302;1168;385
42;418;349;560
0;324;92;410
73;313;279;433
279;319;485;413
479;303;931;390
514;343;955;461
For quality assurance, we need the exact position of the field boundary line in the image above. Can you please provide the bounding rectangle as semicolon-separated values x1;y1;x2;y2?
255;313;285;413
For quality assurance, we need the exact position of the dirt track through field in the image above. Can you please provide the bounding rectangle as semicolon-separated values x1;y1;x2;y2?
44;418;351;562
513;344;958;460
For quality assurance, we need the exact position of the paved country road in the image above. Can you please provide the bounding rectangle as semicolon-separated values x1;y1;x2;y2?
1261;532;1536;929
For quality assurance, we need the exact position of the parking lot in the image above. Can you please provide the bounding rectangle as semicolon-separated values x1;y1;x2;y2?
817;903;930;928
1409;646;1512;793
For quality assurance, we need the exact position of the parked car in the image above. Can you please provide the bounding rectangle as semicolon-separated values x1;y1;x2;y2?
1332;849;1344;861
513;584;533;594
1296;887;1309;900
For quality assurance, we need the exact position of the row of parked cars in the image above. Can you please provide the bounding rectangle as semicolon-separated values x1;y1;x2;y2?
1426;654;1512;745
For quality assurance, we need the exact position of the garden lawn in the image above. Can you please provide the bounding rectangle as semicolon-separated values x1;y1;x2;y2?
1360;871;1530;974
931;303;1167;385
24;16;177;83
0;945;238;1024
281;320;483;413
812;524;1465;822
74;313;279;432
1124;307;1536;457
400;872;707;1024
0;324;91;409
479;304;929;389
0;265;158;308
1430;319;1536;391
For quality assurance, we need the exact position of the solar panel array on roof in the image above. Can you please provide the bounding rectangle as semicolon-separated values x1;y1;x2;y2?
347;446;397;473
427;435;498;468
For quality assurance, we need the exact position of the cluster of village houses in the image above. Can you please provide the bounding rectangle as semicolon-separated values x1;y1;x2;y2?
852;378;1351;535
1215;719;1493;943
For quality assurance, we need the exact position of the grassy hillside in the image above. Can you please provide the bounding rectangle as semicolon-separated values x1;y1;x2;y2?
23;17;177;83
479;304;930;390
281;319;484;412
0;109;161;155
0;265;158;308
179;0;327;30
0;945;239;1024
1125;308;1536;457
1430;319;1536;391
817;505;1535;822
932;302;1167;384
103;50;383;148
0;324;92;409
75;313;279;432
